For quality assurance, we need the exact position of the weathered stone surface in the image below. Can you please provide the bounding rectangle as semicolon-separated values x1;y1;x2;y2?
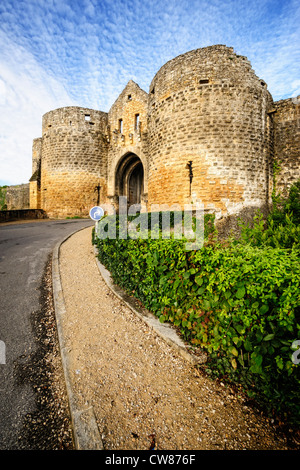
38;107;108;218
147;45;274;216
274;97;300;196
5;184;30;210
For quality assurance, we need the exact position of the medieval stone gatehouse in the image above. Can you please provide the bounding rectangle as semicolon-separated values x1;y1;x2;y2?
29;45;300;219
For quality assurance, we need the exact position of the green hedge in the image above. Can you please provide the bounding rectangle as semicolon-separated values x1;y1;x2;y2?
93;211;300;425
0;186;7;211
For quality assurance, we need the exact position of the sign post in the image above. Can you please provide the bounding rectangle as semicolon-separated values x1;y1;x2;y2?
89;206;104;238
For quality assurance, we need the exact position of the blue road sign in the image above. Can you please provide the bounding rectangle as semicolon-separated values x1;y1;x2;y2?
89;206;104;221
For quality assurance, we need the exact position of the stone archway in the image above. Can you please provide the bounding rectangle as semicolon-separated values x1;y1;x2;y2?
115;153;144;206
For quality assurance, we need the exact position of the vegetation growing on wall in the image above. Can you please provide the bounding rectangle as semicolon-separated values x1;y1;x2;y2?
0;186;7;210
93;182;300;426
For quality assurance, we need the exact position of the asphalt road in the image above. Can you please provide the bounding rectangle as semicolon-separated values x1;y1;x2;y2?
0;219;94;449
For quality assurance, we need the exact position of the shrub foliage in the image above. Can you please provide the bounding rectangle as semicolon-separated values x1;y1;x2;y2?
94;183;300;425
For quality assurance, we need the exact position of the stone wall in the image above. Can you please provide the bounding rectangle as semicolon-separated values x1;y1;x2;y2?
29;137;42;209
147;45;274;218
107;80;149;207
5;184;30;210
0;209;46;222
29;45;299;219
40;107;108;218
273;97;300;196
32;137;42;175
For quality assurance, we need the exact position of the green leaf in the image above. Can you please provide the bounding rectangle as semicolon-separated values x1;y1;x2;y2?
203;299;211;311
197;286;205;295
234;324;245;335
275;355;284;370
195;275;203;286
251;352;263;366
236;286;246;299
256;331;263;342
263;333;275;341
229;346;239;356
222;300;230;311
213;325;219;336
250;363;263;374
260;304;269;314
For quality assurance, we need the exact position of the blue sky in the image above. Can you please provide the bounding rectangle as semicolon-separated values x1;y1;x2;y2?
0;0;299;185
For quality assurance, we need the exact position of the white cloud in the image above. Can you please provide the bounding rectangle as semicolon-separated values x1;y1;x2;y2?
0;0;299;185
0;31;73;185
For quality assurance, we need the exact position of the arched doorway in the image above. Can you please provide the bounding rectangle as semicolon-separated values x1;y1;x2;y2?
115;153;144;206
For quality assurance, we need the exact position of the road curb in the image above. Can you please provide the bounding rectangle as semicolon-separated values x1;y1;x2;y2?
52;226;103;451
52;225;206;450
93;246;207;367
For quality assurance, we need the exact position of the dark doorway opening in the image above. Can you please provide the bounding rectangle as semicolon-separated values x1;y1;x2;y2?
115;153;144;206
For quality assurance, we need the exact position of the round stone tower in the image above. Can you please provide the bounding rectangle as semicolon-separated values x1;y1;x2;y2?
40;106;108;217
147;45;274;217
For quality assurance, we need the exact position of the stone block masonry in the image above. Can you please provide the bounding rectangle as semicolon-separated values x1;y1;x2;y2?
5;184;30;210
39;107;108;218
273;97;300;196
29;45;299;219
107;80;149;207
147;45;274;217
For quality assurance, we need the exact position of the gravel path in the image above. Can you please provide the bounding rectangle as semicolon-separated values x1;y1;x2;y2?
59;226;292;450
